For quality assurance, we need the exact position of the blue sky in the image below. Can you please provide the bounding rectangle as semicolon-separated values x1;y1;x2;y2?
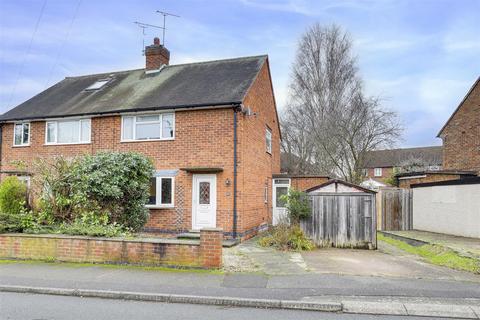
1;0;479;147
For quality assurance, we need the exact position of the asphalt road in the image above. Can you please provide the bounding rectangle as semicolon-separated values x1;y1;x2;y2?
0;292;465;320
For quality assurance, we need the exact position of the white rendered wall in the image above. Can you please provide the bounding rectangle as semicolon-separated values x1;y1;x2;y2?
413;184;480;238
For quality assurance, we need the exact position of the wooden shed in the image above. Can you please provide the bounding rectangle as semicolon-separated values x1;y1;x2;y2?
302;179;377;249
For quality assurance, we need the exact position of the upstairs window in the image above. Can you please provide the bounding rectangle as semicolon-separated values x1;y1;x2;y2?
266;127;272;154
374;168;383;177
46;119;91;144
122;113;174;141
13;122;30;146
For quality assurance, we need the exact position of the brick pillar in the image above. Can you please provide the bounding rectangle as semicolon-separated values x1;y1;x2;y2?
199;228;223;268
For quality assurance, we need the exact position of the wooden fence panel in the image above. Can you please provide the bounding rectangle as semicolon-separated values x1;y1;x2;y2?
301;193;376;249
377;188;413;231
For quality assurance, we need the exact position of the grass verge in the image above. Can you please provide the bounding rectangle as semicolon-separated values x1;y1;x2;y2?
378;233;479;274
0;259;223;274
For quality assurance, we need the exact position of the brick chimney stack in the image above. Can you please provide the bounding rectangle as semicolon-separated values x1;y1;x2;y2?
145;37;170;71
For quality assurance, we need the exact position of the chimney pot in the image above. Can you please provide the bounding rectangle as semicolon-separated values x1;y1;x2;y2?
153;37;160;45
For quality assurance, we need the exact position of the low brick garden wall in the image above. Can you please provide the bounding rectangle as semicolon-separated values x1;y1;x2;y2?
0;228;223;269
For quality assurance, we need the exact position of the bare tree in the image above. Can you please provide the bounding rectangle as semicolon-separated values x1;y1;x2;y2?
282;23;402;183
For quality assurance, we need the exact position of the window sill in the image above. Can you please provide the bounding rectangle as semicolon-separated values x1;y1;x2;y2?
44;142;91;146
146;205;175;209
12;144;30;148
121;138;174;143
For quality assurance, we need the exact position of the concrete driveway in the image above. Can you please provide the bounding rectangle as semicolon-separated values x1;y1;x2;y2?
224;238;480;282
301;241;480;282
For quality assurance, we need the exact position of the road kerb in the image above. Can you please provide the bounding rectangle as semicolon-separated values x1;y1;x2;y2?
0;285;342;312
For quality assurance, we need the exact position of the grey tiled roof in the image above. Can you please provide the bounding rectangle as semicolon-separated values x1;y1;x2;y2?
363;146;443;168
0;55;267;121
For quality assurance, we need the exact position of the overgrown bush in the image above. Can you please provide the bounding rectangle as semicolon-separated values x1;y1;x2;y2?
0;176;28;215
280;188;311;225
72;152;154;231
31;152;154;233
258;223;314;251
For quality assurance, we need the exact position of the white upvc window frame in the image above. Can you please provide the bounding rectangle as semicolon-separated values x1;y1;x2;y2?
121;112;175;142
374;168;383;177
45;118;91;145
265;127;272;154
146;176;175;209
13;122;31;147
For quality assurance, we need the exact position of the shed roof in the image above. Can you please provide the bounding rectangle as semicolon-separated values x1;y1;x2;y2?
306;179;376;194
363;146;442;168
0;55;267;121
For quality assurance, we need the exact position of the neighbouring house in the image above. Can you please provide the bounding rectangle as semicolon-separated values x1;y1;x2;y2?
362;146;443;185
438;76;480;174
0;37;282;241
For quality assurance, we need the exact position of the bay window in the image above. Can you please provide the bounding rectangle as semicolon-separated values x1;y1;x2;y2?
122;113;174;141
45;119;91;144
13;122;30;146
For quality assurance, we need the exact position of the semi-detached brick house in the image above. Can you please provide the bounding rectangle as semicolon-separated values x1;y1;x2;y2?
438;76;480;174
0;38;282;241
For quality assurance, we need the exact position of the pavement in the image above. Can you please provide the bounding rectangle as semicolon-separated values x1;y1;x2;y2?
383;230;480;259
1;260;480;318
1;292;462;320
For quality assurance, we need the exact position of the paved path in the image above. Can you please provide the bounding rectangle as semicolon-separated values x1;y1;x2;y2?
223;238;308;274
1;292;461;320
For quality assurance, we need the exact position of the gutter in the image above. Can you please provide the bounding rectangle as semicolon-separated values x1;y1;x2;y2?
0;101;243;123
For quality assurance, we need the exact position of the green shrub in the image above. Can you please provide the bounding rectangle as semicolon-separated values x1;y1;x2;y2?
33;152;154;232
258;224;314;251
72;152;154;231
0;176;27;215
280;188;311;225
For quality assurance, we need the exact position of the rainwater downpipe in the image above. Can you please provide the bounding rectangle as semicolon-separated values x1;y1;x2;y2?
232;105;240;239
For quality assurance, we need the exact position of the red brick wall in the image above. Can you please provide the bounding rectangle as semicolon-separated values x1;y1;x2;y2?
440;81;480;174
237;60;281;239
0;229;223;268
290;177;329;191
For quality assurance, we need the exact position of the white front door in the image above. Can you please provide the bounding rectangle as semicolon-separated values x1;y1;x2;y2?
192;174;217;230
272;178;290;225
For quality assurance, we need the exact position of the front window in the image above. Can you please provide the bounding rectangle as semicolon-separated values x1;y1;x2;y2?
46;119;91;144
147;176;174;207
14;123;30;146
266;127;272;154
122;113;174;141
374;168;383;177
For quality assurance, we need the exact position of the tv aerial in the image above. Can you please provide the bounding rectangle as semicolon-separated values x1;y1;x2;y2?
156;10;180;46
134;21;164;55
